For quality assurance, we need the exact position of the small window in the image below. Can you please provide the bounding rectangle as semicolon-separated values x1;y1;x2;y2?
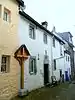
60;43;63;56
1;55;10;73
29;56;37;75
43;33;47;44
53;37;55;47
29;25;35;39
54;59;56;70
66;56;67;61
68;56;69;62
3;8;11;22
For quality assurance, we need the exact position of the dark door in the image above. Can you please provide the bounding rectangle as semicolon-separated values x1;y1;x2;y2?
44;64;49;85
65;71;69;81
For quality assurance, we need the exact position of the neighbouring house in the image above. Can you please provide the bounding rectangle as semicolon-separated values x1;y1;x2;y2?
57;32;74;79
0;0;24;99
64;50;71;81
52;28;71;82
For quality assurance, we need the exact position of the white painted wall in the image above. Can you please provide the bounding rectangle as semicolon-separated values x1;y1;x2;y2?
18;15;52;91
64;53;71;80
52;37;65;81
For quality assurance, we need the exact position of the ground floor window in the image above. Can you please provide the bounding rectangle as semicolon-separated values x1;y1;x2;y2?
29;56;37;75
53;59;56;70
1;55;10;73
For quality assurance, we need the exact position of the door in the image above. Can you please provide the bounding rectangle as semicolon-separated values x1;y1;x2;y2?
44;64;49;85
65;71;69;81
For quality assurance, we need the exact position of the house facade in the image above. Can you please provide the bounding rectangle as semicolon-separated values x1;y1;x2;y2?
0;0;24;99
57;32;74;79
52;32;65;81
52;31;71;82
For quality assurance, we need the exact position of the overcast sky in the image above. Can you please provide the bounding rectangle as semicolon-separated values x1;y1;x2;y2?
24;0;75;46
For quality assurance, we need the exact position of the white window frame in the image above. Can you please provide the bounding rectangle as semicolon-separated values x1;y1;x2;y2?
29;24;35;39
43;33;47;44
29;56;37;75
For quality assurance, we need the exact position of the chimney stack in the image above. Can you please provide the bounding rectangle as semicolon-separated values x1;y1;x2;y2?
41;21;48;28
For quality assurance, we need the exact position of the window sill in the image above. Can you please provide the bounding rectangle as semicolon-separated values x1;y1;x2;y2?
30;72;37;75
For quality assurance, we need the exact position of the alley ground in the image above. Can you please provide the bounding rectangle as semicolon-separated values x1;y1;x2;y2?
12;82;75;100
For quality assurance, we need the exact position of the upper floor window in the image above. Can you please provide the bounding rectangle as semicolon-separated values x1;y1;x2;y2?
29;24;35;39
3;8;11;22
53;37;55;47
66;55;67;61
1;55;10;73
29;56;37;75
60;42;63;56
43;33;47;44
68;56;69;62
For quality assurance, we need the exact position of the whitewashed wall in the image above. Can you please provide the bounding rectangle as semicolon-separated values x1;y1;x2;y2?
64;53;71;80
18;16;52;91
52;38;65;81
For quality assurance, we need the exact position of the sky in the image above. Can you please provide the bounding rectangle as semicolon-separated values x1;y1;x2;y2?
24;0;75;46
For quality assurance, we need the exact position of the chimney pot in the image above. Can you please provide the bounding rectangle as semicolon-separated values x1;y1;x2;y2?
41;21;48;28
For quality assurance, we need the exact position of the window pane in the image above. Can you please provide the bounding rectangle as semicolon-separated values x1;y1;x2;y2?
29;57;37;75
44;33;47;44
53;38;55;47
1;65;6;72
29;25;35;39
4;11;8;21
2;56;6;63
3;8;11;22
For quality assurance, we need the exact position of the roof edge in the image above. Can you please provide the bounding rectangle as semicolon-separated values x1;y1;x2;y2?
19;11;65;44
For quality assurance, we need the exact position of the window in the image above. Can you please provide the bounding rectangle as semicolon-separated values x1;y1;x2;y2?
29;56;37;75
60;43;63;56
54;59;56;70
68;56;69;62
3;8;11;22
66;56;67;61
1;55;10;73
43;33;47;44
29;25;35;39
53;37;55;47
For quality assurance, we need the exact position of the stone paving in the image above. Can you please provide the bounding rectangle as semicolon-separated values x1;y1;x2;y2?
12;82;75;100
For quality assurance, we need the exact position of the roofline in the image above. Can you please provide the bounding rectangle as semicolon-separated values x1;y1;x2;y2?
19;11;65;44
